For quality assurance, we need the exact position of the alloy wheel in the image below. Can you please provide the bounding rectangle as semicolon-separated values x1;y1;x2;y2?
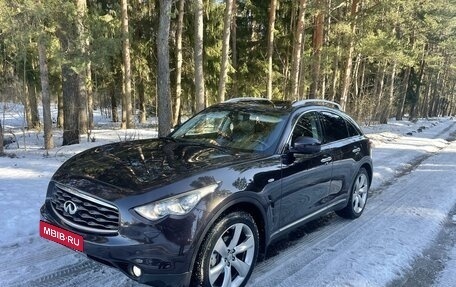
352;172;368;214
208;223;256;287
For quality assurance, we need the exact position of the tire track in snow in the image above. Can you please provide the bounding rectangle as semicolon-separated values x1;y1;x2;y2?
389;204;456;287
249;139;456;287
9;260;100;287
0;242;69;269
2;245;140;287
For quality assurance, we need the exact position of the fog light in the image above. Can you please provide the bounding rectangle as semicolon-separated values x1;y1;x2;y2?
132;265;142;277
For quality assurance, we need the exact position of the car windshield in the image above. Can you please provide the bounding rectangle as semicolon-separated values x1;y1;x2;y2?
171;107;286;152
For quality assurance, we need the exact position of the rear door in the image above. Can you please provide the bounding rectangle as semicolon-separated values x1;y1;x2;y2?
319;111;362;200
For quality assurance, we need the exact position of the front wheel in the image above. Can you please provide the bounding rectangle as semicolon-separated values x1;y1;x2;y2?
193;211;259;287
336;167;370;219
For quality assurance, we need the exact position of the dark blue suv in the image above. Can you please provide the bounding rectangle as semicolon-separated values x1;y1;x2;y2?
40;98;372;287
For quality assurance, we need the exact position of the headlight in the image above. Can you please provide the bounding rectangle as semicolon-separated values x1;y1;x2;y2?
134;184;219;221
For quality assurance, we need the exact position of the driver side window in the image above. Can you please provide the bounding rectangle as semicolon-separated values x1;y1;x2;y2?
291;112;322;145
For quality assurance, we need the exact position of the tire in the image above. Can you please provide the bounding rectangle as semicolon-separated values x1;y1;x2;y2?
336;167;370;219
192;211;259;287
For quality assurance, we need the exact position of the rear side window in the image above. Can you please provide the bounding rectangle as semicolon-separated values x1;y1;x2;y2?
320;111;349;143
347;120;361;137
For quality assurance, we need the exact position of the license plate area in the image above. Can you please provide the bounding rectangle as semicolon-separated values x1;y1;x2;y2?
40;221;84;252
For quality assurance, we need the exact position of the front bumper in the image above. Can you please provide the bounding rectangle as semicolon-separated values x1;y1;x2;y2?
40;203;196;287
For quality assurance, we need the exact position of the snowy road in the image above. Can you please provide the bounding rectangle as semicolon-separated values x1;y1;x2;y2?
1;118;456;287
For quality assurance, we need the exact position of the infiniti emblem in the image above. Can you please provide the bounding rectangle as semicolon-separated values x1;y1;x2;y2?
63;201;78;215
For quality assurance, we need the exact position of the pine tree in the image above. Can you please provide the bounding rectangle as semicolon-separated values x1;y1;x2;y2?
157;0;172;137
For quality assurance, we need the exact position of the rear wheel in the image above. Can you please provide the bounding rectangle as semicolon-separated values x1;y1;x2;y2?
336;168;369;219
193;211;259;287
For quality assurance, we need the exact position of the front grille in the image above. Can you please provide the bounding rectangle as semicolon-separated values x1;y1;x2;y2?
50;183;119;234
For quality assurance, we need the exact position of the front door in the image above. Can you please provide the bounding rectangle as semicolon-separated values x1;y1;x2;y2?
278;111;333;228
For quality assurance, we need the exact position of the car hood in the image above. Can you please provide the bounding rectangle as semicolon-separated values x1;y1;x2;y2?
52;138;260;200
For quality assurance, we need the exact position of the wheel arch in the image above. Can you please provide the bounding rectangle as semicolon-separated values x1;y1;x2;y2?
360;162;373;187
220;201;267;259
189;196;268;276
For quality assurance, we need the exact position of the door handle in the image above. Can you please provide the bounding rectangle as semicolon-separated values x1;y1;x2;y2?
352;147;361;153
321;156;332;163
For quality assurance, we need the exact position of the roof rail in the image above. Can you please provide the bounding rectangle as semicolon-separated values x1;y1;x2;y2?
292;99;342;110
223;97;275;106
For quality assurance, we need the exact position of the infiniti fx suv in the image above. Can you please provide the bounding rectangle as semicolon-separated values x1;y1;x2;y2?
40;98;372;287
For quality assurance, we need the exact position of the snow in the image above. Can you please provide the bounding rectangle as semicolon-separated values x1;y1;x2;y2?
1;103;456;286
435;237;456;287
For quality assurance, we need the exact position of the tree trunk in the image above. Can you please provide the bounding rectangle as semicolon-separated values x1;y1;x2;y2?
111;69;120;122
353;53;361;100
0;120;3;155
121;65;126;126
194;0;205;112
309;0;324;99
330;42;340;101
57;6;80;145
339;0;359;111
433;69;444;116
355;57;366;120
174;0;185;126
38;40;54;150
230;0;238;98
217;0;234;103
121;0;133;129
22;55;32;129
448;82;455;116
76;0;88;134
77;71;88;133
410;44;427;120
87;61;94;130
22;54;40;130
27;85;41;129
379;61;397;124
266;0;277;100
57;86;64;128
138;79;147;124
429;77;439;117
61;63;80;145
157;0;173;137
297;25;308;99
422;73;433;117
395;67;411;120
374;64;386;121
111;91;119;122
289;0;307;100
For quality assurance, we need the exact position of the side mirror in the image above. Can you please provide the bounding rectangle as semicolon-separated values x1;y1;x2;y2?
290;136;321;154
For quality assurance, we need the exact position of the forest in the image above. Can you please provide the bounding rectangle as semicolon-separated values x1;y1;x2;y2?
0;0;455;151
